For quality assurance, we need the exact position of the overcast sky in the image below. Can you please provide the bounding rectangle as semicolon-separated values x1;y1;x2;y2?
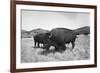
21;10;90;31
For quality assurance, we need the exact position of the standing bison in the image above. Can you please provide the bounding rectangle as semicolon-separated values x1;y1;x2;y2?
33;32;50;48
33;32;59;53
48;28;77;52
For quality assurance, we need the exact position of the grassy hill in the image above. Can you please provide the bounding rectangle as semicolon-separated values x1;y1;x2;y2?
21;28;49;38
29;28;49;36
74;26;90;35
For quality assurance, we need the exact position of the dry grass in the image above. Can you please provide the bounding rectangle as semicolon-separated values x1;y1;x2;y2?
21;35;90;63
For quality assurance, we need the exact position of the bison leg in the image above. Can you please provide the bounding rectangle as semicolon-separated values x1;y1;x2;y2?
37;42;40;47
55;44;66;53
34;41;37;47
60;45;66;52
71;41;75;49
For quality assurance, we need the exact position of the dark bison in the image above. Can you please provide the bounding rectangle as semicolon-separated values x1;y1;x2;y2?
33;32;51;48
48;28;77;52
33;32;59;53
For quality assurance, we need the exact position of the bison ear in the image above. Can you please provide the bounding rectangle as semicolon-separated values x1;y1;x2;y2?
45;32;52;38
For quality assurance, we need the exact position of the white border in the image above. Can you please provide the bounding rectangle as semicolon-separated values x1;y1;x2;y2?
16;4;94;69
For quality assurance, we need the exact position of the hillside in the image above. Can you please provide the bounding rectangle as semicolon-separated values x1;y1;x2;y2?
21;28;49;38
74;26;90;35
29;28;49;36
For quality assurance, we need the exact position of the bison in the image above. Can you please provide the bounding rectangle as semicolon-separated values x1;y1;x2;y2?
33;32;50;48
33;32;60;53
48;28;77;52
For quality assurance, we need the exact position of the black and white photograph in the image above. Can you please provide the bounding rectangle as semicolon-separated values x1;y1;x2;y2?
21;10;90;63
10;1;97;72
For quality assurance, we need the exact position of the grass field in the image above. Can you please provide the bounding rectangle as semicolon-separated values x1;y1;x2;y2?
21;35;90;63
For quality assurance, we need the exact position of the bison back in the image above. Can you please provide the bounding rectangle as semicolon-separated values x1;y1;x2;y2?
50;28;76;44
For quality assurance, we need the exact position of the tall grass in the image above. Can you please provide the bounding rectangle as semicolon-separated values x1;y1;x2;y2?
21;35;90;63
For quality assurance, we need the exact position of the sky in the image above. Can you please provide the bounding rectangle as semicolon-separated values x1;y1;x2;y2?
21;9;90;31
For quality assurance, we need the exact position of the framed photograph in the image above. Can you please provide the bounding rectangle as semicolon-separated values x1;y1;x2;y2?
10;0;97;73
